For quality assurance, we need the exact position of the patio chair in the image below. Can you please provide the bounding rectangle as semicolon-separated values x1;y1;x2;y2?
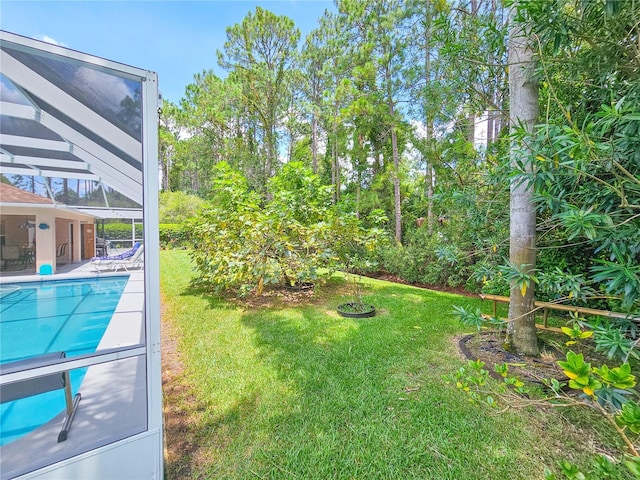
1;245;21;269
91;243;144;272
56;242;68;265
0;351;81;443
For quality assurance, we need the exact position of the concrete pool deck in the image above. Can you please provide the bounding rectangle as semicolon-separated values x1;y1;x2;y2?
0;263;148;479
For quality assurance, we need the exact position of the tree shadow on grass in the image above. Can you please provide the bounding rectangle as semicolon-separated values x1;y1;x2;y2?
177;285;240;311
164;277;537;478
230;284;491;477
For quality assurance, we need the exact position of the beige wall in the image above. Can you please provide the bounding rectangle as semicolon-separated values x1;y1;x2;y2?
0;215;32;246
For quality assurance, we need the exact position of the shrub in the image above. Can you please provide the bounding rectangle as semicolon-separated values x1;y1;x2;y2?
379;229;473;288
159;223;190;249
159;191;204;223
189;162;386;296
103;222;143;248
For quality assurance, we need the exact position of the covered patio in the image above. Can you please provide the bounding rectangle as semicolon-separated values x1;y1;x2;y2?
1;28;146;276
0;182;98;274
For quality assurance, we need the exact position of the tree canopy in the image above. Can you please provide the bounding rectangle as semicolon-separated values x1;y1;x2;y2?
160;0;639;320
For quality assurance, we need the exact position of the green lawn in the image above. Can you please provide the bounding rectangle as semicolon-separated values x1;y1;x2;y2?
160;250;628;479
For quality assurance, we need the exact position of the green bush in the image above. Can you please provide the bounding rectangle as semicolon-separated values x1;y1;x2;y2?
159;191;204;223
380;229;473;288
103;223;143;247
189;162;386;296
159;223;190;249
480;272;510;296
379;243;416;280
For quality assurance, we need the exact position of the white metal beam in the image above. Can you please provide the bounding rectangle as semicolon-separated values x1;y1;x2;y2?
0;101;39;120
6;155;89;171
1;50;142;161
1;102;142;204
0;163;96;180
0;134;71;152
75;207;143;220
1;31;149;80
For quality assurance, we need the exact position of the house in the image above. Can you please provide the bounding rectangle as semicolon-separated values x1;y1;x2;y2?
0;182;98;273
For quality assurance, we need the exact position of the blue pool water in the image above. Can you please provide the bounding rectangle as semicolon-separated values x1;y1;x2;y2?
0;276;128;445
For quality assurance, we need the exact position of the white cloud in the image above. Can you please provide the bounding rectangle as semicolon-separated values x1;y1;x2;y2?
40;35;67;47
0;76;30;105
73;66;136;108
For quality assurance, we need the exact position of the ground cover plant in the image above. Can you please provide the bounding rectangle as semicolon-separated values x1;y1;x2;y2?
161;250;633;479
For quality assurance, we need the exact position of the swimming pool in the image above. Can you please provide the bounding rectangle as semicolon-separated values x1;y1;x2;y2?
0;276;128;446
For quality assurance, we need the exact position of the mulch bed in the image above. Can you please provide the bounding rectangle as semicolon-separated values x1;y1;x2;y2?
458;330;567;384
363;271;476;297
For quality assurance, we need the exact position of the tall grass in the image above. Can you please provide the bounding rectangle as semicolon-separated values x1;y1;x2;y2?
161;250;629;479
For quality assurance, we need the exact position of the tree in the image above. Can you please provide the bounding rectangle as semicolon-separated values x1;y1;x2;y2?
304;9;374;206
189;162;384;296
338;0;409;243
521;0;640;313
158;99;179;192
300;24;330;174
506;3;540;356
217;7;300;186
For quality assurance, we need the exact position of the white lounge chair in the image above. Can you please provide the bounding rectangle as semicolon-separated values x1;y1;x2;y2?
92;244;144;272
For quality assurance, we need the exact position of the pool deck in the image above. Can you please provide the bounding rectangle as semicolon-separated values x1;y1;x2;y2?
0;261;148;479
0;258;116;281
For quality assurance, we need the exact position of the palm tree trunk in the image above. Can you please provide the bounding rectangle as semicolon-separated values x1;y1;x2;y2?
506;4;539;356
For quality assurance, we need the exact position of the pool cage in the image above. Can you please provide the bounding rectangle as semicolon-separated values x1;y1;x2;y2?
0;31;163;479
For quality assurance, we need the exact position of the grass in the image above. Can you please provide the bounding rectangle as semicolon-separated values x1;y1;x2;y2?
160;250;631;479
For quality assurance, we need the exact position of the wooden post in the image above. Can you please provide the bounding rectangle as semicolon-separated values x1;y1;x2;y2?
543;308;549;329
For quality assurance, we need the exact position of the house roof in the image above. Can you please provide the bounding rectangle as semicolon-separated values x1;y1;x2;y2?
0;181;54;204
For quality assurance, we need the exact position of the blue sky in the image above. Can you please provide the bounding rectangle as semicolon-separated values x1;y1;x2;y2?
1;1;334;104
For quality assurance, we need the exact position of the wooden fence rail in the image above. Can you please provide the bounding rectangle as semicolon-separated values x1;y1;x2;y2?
479;294;639;332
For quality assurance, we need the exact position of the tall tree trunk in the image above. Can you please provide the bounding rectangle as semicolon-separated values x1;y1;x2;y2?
331;123;340;204
62;178;68;204
266;125;275;180
487;110;495;144
334;142;340;203
391;125;401;244
467;114;476;144
506;4;539;356
356;167;361;220
311;111;318;174
385;63;402;244
287;91;296;163
427;165;434;235
332;102;340;204
423;1;434;235
470;0;479;15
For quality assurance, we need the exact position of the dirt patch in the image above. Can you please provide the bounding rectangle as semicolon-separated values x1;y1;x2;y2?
161;303;201;477
235;284;323;308
224;280;347;309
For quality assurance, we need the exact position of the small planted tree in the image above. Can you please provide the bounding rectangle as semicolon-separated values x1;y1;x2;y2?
331;209;387;316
